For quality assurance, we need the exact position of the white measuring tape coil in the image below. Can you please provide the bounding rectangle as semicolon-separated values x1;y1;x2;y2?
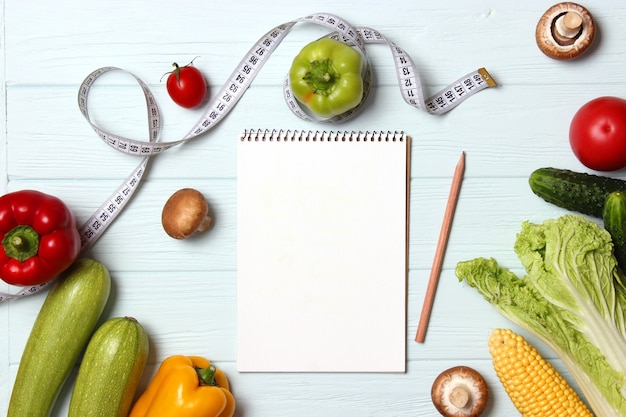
0;12;495;302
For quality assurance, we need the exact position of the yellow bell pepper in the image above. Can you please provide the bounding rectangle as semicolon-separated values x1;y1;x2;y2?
129;355;236;417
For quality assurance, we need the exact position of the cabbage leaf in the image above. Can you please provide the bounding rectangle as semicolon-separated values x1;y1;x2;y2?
456;214;626;416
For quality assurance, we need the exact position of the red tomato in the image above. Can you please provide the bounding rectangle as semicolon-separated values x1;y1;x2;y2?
569;96;626;171
165;62;207;109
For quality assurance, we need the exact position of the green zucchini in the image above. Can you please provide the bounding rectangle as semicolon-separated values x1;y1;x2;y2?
68;316;149;417
529;167;626;218
8;257;111;417
603;191;626;271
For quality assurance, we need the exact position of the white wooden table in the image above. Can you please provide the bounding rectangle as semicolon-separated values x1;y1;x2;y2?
2;1;621;415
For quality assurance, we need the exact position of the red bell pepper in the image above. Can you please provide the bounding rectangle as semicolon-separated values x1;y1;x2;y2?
0;190;81;286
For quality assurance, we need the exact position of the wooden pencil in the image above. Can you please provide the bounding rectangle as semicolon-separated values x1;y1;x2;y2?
415;151;466;343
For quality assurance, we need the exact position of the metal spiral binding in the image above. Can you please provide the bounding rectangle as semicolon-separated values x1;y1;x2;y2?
240;130;406;142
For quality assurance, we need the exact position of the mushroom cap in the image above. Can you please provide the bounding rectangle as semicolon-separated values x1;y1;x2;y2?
161;188;211;239
431;366;488;417
536;2;595;60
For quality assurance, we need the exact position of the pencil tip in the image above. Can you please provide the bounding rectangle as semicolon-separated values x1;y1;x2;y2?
458;151;466;166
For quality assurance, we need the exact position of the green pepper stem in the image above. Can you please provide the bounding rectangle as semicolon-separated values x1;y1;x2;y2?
2;225;40;262
195;365;218;386
302;58;338;97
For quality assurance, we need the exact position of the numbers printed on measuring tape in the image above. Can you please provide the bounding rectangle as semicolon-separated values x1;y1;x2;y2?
0;12;495;302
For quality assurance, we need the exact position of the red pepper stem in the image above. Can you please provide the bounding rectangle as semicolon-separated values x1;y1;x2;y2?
2;225;40;262
195;365;218;386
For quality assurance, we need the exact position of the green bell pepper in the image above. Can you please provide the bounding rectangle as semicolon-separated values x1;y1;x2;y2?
289;38;364;118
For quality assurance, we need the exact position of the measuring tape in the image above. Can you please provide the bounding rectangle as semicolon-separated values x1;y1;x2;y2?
0;12;495;302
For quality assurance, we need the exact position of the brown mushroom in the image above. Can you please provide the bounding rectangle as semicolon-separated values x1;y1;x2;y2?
431;366;488;417
161;188;213;239
536;2;595;60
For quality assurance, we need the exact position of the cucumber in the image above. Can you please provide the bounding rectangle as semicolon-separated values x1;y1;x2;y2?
68;316;149;417
529;167;626;218
603;191;626;270
8;257;111;417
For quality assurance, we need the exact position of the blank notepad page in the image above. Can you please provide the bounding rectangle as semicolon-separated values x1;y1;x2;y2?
237;130;409;372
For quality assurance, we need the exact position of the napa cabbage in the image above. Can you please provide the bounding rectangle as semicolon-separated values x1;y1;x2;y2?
456;214;626;416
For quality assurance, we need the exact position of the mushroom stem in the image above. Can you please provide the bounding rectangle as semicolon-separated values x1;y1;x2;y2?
197;216;213;233
449;386;470;409
555;11;582;38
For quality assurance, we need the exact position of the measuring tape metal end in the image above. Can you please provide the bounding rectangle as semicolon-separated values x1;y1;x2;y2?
478;68;497;87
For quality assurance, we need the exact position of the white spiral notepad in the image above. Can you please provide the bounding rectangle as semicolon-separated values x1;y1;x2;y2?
237;130;410;372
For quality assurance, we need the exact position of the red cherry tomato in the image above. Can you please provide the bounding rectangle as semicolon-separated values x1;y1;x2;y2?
569;96;626;171
165;62;207;109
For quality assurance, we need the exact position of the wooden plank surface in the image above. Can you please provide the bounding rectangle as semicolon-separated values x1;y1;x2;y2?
2;1;621;415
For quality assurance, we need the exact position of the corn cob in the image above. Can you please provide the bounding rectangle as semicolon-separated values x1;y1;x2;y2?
488;328;594;417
